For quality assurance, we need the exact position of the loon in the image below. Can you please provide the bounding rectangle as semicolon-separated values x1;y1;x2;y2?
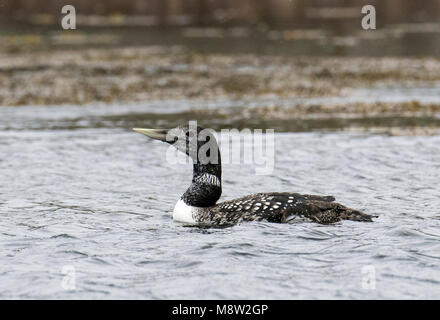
134;125;376;227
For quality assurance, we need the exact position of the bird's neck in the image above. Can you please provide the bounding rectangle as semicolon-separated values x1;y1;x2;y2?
181;160;222;208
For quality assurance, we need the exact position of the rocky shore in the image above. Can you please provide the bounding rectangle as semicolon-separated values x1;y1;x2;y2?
1;46;439;106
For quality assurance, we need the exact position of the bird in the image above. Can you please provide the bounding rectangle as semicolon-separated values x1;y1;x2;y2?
133;125;376;227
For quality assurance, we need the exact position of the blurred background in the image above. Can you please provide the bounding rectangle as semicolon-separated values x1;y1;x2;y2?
1;0;440;55
2;1;440;300
2;0;440;27
0;0;440;131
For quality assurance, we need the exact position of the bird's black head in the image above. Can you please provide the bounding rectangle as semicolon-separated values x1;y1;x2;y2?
134;124;220;165
134;124;222;207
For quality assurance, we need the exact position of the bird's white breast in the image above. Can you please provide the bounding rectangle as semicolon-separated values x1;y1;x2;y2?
173;199;198;224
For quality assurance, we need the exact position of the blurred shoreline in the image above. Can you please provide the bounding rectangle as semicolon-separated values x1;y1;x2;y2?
1;24;440;55
1;26;440;135
1;34;439;103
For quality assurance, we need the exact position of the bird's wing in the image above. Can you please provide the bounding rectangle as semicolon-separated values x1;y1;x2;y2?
209;192;374;225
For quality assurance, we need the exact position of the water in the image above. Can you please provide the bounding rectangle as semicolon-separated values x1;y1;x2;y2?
3;26;440;57
1;103;440;299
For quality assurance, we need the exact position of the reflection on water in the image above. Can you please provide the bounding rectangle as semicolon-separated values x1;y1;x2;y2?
0;104;440;299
